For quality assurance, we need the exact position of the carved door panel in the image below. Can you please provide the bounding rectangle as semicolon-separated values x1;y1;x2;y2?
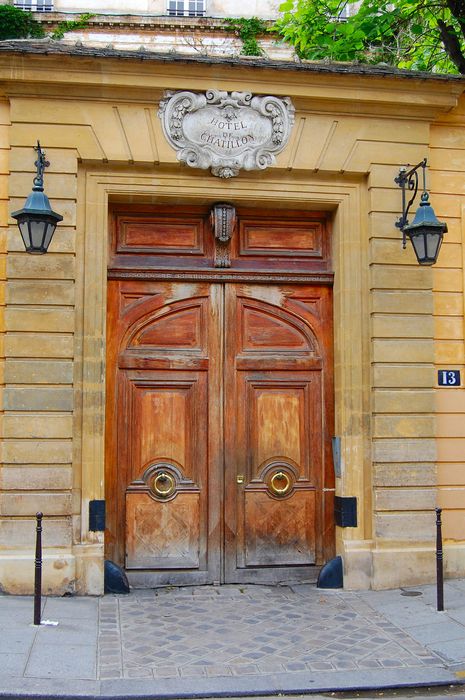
106;280;332;585
105;281;223;586
106;205;334;585
224;284;333;583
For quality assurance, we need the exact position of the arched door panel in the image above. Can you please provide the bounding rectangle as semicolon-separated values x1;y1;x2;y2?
106;281;332;586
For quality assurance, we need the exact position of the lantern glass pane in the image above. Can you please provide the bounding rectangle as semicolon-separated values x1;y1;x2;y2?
30;219;48;250
43;222;56;252
18;219;31;249
411;232;426;262
426;231;442;260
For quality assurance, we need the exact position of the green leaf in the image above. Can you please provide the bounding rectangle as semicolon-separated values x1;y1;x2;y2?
0;4;44;40
273;0;465;74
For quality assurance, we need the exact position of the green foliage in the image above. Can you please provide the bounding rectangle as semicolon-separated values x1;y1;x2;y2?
0;5;94;42
0;4;45;40
225;17;268;56
274;0;465;74
51;13;95;40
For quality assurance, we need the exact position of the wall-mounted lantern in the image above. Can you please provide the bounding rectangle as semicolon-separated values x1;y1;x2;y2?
11;142;63;255
395;158;447;266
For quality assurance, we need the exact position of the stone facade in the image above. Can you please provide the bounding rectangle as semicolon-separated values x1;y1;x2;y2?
0;35;464;594
49;0;281;16
19;0;291;59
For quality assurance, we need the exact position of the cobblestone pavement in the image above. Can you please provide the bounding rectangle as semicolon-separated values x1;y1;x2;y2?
97;583;451;681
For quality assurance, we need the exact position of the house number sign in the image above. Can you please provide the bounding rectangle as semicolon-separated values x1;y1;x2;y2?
158;89;295;178
438;369;461;386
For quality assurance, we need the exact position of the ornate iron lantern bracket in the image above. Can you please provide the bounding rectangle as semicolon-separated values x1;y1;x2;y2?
394;157;427;248
394;157;447;266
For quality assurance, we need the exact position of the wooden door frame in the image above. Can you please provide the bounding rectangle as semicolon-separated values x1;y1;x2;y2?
75;170;371;592
105;198;334;582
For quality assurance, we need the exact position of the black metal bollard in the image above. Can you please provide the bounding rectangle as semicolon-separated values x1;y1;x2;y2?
435;507;444;612
33;512;43;626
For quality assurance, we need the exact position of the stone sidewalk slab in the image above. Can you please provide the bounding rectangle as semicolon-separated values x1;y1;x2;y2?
359;581;465;666
0;667;460;700
0;580;464;699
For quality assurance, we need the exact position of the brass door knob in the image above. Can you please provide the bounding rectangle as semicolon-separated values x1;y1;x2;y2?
270;471;291;496
152;471;175;498
237;475;244;484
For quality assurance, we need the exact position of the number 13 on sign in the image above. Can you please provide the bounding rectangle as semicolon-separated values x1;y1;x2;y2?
438;370;461;386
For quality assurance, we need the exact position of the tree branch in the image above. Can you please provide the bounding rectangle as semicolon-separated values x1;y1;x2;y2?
437;17;465;72
446;0;465;40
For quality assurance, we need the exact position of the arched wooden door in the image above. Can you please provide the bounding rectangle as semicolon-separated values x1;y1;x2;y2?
105;206;334;586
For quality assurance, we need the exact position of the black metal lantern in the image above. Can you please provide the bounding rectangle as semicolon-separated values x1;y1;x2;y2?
395;158;447;266
11;142;63;254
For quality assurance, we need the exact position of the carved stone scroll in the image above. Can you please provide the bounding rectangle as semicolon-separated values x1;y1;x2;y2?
158;90;295;178
210;202;236;268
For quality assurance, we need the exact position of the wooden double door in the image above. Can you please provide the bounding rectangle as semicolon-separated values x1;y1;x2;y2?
105;207;334;586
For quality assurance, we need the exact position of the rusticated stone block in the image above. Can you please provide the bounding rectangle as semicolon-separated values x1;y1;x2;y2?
437;388;465;412
342;548;373;591
373;415;434;438
5;333;74;358
0;553;76;595
374;463;436;487
372;548;435;589
375;512;435;540
434;291;463;316
0;466;73;490
6;279;75;305
434;268;463;292
0;492;72;516
444;543;465;576
74;543;105;596
373;340;433;363
373;389;434;413
437;436;465;461
4;387;73;411
372;290;433;315
0;517;72;548
371;265;432;290
3;414;73;438
435;340;465;364
2;439;72;464
5;307;74;333
7;253;75;280
5;359;73;384
373;365;434;388
437;413;465;438
372;315;434;338
438;487;465;510
438;463;465;485
374;487;436;511
370;239;414;266
436;316;464;340
372;438;436;462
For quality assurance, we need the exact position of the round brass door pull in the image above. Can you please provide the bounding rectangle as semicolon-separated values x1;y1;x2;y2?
270;471;291;496
152;471;175;498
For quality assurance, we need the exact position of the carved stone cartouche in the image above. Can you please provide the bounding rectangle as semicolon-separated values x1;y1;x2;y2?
159;90;295;178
